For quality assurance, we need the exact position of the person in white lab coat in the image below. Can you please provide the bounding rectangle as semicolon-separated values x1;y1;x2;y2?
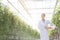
38;13;56;40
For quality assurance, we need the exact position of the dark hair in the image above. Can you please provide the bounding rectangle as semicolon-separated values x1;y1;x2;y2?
41;13;45;16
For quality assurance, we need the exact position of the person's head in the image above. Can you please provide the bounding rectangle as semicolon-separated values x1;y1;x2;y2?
41;13;45;20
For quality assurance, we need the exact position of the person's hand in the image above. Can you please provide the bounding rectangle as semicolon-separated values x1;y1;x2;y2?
45;26;52;30
47;24;52;29
47;27;52;29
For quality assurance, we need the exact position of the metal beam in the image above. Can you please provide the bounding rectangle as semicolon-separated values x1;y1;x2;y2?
18;0;32;18
7;0;30;21
53;0;58;13
24;0;55;1
27;8;54;10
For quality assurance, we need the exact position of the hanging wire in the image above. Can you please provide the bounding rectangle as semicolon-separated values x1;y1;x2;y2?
7;0;24;17
18;0;32;18
7;0;30;21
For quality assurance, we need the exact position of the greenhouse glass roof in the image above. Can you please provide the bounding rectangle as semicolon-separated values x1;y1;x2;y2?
2;0;57;29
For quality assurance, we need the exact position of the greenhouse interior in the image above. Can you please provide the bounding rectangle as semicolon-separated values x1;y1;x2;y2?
0;0;60;40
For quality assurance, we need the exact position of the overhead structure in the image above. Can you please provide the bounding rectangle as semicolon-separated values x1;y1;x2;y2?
2;0;58;29
18;0;57;28
18;0;57;20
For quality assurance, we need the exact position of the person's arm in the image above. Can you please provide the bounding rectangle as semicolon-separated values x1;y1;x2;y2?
45;25;52;29
47;20;56;30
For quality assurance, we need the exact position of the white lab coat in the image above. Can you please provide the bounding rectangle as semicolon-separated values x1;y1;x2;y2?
38;20;55;40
